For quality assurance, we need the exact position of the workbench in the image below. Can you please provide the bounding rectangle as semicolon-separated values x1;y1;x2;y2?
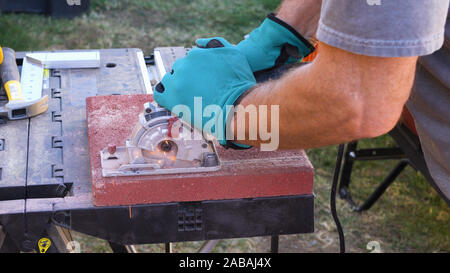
0;48;314;253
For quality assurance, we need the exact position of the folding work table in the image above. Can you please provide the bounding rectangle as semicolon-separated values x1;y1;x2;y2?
0;48;314;253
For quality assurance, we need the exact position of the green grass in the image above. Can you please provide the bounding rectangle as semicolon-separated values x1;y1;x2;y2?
0;0;273;52
2;0;448;253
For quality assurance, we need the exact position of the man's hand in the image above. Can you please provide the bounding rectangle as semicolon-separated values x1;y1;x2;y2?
153;38;256;146
236;13;315;72
197;13;315;73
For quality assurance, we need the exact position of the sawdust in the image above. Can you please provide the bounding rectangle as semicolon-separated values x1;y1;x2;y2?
87;98;141;132
86;94;153;193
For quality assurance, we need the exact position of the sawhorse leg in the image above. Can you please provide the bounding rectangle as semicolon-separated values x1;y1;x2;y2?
1;223;76;253
0;226;20;253
35;225;76;253
165;242;172;253
108;242;137;253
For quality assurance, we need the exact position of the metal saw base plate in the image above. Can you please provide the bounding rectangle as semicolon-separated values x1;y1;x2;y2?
100;145;221;176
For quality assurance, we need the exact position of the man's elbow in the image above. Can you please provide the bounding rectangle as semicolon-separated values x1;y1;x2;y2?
315;42;417;142
342;68;415;141
352;103;404;140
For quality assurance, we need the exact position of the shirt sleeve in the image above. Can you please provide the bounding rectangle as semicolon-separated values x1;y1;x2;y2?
316;0;449;57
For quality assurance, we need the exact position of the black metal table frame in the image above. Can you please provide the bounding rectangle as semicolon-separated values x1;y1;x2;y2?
0;194;314;253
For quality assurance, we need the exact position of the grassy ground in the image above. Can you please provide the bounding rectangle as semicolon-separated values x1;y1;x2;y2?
1;0;448;253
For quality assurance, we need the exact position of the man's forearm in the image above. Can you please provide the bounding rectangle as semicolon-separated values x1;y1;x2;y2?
232;42;418;150
233;54;363;150
276;0;322;40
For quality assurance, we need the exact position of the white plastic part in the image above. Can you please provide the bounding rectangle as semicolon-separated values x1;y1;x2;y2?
20;56;44;102
25;51;100;69
21;51;101;101
136;50;153;94
154;50;167;81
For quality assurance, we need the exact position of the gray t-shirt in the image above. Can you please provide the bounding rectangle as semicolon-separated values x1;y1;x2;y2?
316;0;450;200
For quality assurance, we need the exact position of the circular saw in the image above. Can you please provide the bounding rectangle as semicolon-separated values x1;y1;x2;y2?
100;101;220;177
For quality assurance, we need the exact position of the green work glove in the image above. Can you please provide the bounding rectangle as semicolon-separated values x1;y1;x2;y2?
197;13;315;72
153;38;255;149
239;13;315;72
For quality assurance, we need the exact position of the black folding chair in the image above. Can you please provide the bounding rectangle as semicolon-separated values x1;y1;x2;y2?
337;108;450;211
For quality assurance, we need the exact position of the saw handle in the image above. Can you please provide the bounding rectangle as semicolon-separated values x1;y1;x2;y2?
0;47;22;101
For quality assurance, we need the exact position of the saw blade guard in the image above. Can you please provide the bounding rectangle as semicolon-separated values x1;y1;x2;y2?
100;102;220;177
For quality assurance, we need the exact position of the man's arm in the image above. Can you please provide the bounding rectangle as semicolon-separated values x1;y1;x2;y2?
235;41;418;150
275;0;322;41
155;0;444;152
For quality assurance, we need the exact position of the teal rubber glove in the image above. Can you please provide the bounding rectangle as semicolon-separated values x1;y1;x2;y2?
197;13;315;72
153;38;256;148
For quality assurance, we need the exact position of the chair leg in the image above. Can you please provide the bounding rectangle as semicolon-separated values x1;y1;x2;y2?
389;125;450;206
338;142;359;208
338;139;410;212
270;235;279;253
355;160;409;212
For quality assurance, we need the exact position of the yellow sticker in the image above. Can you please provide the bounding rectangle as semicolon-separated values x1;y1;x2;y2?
38;238;51;253
5;80;23;101
0;45;3;65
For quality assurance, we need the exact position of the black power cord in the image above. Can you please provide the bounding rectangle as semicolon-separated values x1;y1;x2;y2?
331;144;346;253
